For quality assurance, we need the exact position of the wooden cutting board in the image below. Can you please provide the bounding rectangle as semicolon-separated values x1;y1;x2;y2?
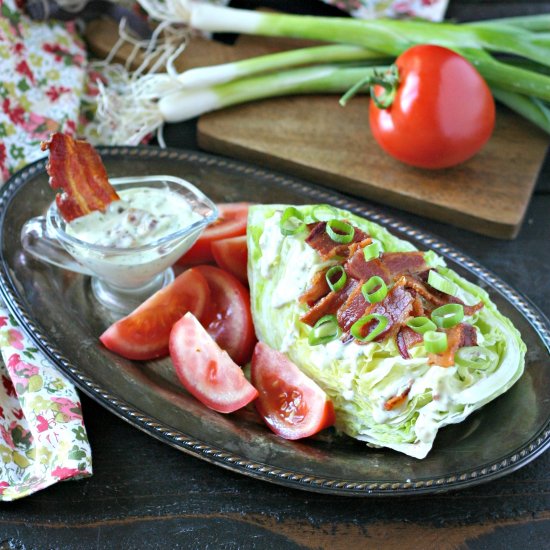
86;19;549;239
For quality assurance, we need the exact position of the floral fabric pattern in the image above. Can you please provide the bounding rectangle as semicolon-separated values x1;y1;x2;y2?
0;1;92;500
0;303;92;501
0;0;87;183
322;0;448;21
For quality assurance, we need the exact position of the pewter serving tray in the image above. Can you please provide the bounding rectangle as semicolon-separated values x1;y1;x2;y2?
0;147;548;496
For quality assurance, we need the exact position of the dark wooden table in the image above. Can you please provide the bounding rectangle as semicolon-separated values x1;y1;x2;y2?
1;1;549;548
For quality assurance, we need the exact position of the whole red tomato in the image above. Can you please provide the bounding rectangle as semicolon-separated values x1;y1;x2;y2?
369;45;495;169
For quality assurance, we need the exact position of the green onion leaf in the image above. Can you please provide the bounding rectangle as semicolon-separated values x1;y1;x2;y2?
406;316;437;334
350;314;388;342
280;207;306;236
455;346;498;370
326;265;347;292
431;304;464;329
312;204;338;222
326;219;355;244
427;270;459;296
308;314;341;346
363;241;381;261
423;331;448;354
361;276;388;304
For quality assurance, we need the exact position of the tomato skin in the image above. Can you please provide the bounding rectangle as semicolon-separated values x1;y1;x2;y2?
251;342;335;440
169;312;258;413
211;235;248;286
177;203;250;265
194;265;256;365
369;45;495;169
100;268;210;360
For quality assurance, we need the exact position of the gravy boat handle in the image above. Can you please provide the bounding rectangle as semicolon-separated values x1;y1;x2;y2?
21;216;95;276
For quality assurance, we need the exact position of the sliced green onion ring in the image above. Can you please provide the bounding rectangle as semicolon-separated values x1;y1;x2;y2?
455;346;498;370
326;265;347;292
361;276;388;304
363;241;381;262
423;331;448;354
326;219;355;244
431;304;464;329
350;314;388;343
312;204;338;222
406;316;437;334
308;314;341;346
280;206;306;236
427;270;459;296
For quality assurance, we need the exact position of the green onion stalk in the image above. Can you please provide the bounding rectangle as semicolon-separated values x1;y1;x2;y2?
137;0;550;70
92;64;387;145
89;0;550;144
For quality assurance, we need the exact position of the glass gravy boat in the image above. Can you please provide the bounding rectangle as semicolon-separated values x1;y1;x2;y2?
21;175;218;315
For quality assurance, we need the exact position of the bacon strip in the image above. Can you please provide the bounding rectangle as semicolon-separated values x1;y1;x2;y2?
299;268;331;306
337;281;369;333
429;323;478;367
353;284;415;343
396;326;424;359
384;385;412;411
305;222;370;261
381;252;428;279
42;133;120;222
300;278;359;327
345;250;427;285
346;253;391;284
399;274;484;316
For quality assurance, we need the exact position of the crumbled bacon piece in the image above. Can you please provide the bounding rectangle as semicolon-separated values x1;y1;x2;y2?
381;252;428;279
345;250;427;285
353;284;415;343
384;385;412;411
396;326;424;359
42;133;120;222
346;254;391;284
399;274;483;316
299;268;331;306
305;221;369;261
337;281;369;333
300;278;358;327
429;323;478;367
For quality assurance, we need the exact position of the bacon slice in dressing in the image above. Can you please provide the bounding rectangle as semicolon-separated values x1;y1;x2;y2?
42;133;120;222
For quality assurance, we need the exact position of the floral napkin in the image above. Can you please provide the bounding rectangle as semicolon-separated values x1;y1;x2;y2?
0;309;92;501
0;0;92;501
322;0;448;21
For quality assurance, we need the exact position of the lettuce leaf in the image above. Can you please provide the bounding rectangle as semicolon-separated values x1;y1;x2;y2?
247;204;526;459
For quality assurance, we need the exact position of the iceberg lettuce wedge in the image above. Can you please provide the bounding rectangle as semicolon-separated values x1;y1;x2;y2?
247;204;526;459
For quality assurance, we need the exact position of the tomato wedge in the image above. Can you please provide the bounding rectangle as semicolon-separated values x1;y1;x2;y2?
251;342;335;440
211;235;248;285
100;268;209;360
177;203;250;265
169;312;258;413
195;265;256;365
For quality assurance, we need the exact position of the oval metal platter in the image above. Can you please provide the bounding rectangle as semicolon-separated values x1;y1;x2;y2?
0;146;548;496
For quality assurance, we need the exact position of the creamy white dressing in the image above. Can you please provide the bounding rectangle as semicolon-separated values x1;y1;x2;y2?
67;187;200;248
62;186;204;289
258;212;284;278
